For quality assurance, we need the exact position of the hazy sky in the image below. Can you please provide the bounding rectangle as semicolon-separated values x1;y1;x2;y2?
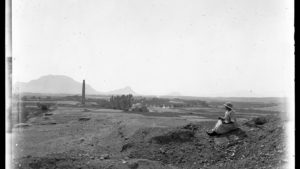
12;0;294;97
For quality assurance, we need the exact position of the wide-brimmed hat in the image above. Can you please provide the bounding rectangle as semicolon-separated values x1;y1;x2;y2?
224;102;233;109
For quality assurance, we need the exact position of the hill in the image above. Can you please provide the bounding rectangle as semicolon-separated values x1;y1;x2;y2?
106;86;138;95
14;75;100;95
13;75;139;95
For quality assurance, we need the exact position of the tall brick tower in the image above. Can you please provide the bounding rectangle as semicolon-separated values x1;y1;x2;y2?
82;80;85;105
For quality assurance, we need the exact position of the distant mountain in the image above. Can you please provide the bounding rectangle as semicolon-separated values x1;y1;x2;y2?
106;86;137;95
14;75;100;94
13;75;139;95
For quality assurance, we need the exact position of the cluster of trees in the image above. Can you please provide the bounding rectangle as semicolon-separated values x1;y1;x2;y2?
183;100;209;107
64;95;82;101
135;98;171;107
22;96;53;101
109;94;133;111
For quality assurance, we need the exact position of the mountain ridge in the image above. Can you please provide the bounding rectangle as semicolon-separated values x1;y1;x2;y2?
13;75;138;95
106;86;137;95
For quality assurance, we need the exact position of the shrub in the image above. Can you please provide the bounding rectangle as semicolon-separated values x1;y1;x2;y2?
36;102;51;111
253;116;268;125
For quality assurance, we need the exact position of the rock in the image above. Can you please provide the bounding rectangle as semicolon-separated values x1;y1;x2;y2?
244;116;268;127
79;138;85;142
14;123;32;128
45;113;53;116
78;117;90;121
100;154;110;160
229;135;240;141
222;128;247;140
159;148;166;154
214;137;229;146
127;161;139;169
41;121;56;125
277;149;284;153
43;116;50;120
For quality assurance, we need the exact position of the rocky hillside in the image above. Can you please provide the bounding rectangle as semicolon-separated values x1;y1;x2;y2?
121;115;287;169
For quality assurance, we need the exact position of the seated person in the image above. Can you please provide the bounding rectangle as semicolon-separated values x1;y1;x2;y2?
207;102;238;136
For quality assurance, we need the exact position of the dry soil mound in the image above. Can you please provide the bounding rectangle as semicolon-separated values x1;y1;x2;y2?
121;115;286;169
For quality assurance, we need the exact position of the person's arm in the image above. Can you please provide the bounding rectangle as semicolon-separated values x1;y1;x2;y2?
218;112;226;122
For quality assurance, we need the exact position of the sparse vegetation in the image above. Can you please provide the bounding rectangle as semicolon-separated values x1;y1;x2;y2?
11;94;287;169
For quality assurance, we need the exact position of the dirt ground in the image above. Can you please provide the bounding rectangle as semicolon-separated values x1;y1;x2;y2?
10;106;288;169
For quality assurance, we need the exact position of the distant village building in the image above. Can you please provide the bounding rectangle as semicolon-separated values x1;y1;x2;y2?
129;103;149;112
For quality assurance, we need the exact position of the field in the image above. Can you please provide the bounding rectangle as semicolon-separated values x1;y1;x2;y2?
8;94;289;169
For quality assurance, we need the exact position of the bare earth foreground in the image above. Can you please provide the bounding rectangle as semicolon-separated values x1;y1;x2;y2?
11;106;288;169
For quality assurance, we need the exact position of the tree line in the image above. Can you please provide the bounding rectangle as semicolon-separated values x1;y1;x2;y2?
109;94;133;111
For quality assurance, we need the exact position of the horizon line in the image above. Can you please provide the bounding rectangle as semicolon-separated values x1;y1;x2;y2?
13;92;287;98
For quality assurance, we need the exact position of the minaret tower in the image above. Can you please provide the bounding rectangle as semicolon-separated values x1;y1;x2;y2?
82;80;85;105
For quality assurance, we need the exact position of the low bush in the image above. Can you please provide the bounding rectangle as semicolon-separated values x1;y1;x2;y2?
36;102;52;111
